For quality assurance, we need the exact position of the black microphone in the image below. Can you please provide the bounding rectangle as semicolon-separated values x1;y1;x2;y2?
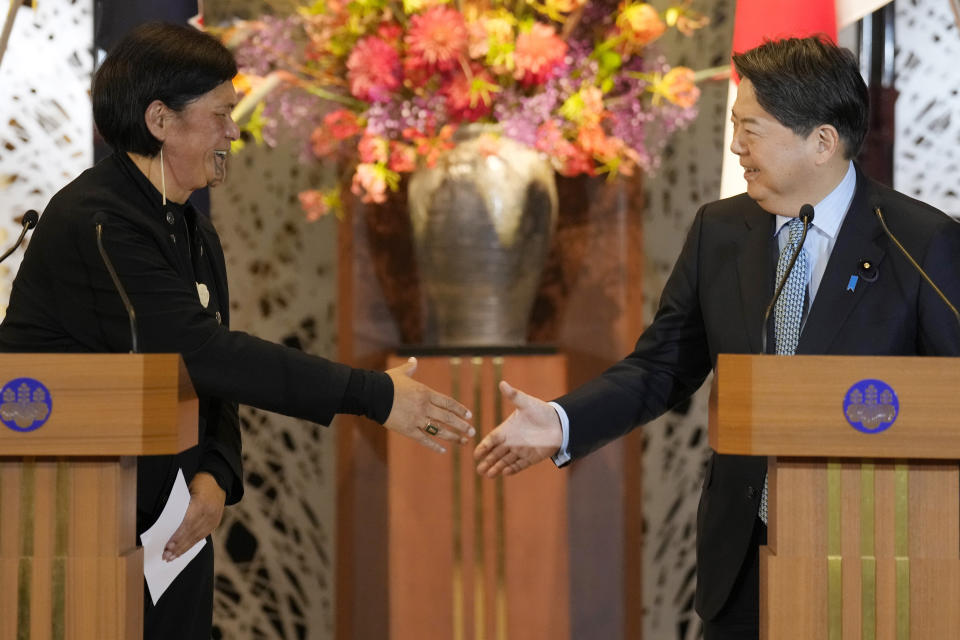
760;204;815;354
92;212;139;353
0;209;39;264
872;202;960;331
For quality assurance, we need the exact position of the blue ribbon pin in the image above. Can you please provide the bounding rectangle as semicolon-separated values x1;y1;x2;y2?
847;275;858;292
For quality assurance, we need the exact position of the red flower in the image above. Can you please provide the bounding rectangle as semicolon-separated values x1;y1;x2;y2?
560;145;595;176
324;109;361;140
347;36;401;102
377;22;403;46
441;66;496;122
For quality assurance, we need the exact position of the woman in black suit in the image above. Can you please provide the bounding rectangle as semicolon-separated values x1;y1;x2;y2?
0;22;472;640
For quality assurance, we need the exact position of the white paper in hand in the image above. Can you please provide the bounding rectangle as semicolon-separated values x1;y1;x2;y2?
140;468;207;605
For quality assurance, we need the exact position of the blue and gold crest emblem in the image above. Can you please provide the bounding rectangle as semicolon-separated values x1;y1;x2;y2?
0;377;52;432
843;379;898;434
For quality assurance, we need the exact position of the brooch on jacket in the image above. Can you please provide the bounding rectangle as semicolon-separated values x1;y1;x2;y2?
197;282;210;308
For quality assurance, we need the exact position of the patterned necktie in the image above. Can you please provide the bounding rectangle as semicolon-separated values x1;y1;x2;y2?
760;217;809;524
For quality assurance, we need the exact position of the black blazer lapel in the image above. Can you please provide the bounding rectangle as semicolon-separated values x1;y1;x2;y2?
798;173;886;354
736;206;775;354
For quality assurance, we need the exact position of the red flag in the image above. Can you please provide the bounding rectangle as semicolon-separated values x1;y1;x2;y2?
720;0;838;197
733;0;837;56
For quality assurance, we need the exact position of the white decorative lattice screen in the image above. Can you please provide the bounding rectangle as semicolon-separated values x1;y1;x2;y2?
0;0;94;313
894;0;960;216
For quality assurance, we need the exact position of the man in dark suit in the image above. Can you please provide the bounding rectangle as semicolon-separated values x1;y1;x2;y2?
473;36;960;639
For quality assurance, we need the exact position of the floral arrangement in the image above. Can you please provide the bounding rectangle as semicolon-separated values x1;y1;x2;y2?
219;0;709;219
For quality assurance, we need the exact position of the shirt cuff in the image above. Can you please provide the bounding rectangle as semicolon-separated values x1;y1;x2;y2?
548;401;571;467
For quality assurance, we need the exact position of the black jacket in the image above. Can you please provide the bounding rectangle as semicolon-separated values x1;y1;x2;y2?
0;151;373;638
556;168;960;620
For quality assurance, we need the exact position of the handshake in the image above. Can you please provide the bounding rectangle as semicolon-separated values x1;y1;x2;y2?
384;357;564;478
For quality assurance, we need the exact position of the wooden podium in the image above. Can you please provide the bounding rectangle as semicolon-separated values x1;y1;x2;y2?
385;351;569;640
710;353;960;639
0;354;197;640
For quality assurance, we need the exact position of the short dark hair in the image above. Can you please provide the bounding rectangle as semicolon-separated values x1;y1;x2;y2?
92;22;237;156
733;36;869;159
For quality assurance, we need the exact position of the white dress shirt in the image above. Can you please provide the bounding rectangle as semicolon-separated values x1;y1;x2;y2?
550;162;858;466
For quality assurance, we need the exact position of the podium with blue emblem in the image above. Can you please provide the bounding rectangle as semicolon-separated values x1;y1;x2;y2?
0;354;197;640
711;353;960;639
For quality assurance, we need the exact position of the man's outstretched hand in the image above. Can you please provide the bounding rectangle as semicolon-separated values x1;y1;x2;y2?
474;380;562;477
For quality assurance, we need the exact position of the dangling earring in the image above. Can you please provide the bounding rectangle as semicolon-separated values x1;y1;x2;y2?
160;146;167;206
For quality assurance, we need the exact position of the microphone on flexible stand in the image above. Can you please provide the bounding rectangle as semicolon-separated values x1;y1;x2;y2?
92;212;139;353
760;204;815;354
0;209;39;264
872;202;960;332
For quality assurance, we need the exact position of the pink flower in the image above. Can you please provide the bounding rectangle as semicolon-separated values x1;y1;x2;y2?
299;189;331;221
404;7;468;73
347;36;401;102
358;132;389;164
514;23;567;87
351;163;389;204
534;119;565;154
